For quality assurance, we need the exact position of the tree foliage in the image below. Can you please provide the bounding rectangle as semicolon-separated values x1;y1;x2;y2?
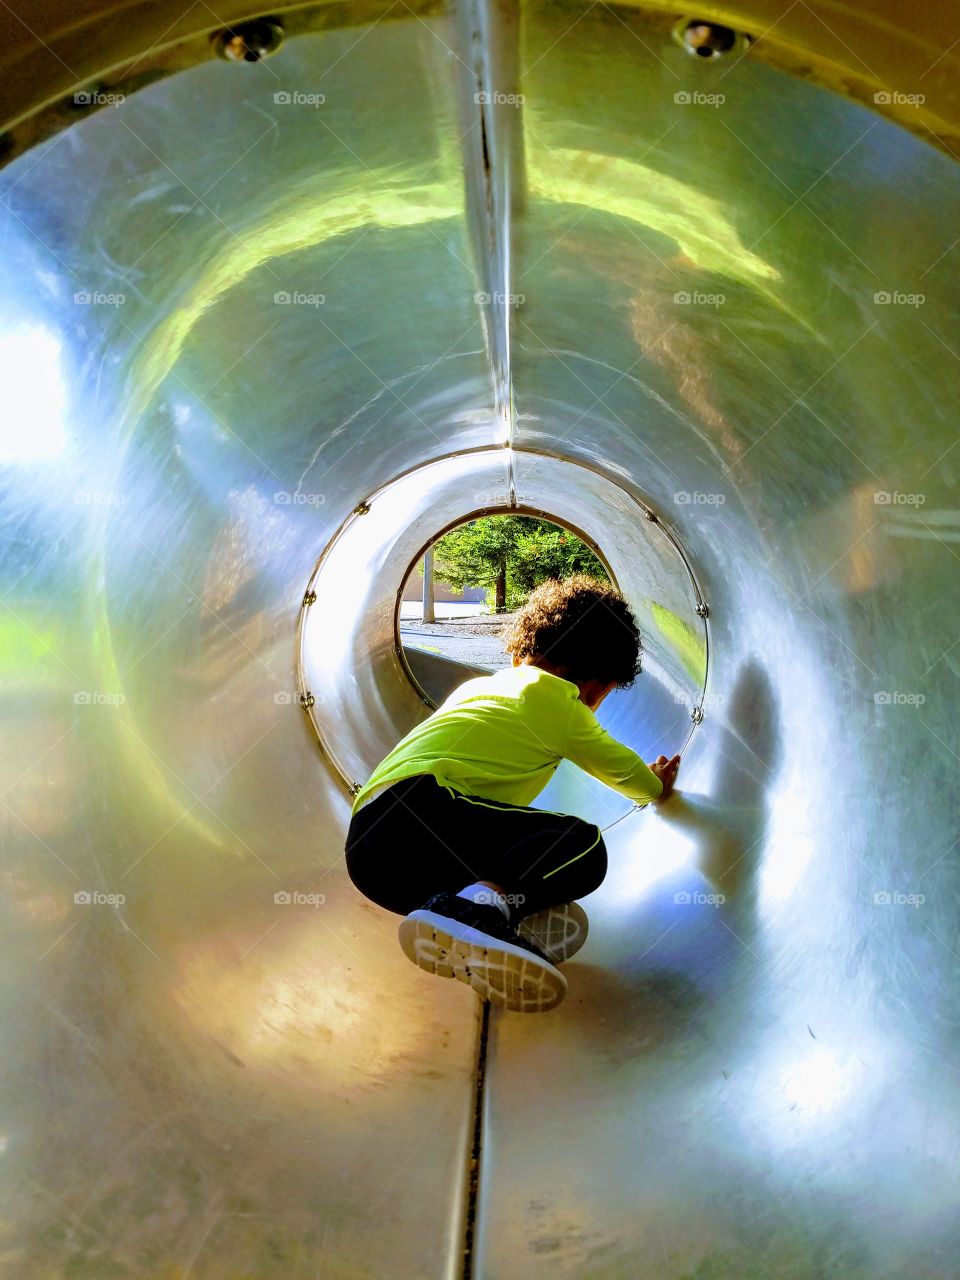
430;516;608;613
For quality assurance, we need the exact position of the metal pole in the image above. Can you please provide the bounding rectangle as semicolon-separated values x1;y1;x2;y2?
422;546;436;623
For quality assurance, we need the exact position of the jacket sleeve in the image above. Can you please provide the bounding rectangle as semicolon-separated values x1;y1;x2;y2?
561;697;664;803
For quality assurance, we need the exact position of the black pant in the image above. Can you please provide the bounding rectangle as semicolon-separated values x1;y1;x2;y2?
344;772;607;923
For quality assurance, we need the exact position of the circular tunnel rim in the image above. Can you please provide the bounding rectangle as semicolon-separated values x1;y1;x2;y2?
296;442;712;801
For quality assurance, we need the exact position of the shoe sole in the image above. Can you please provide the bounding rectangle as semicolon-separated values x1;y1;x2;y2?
398;910;567;1013
516;901;589;964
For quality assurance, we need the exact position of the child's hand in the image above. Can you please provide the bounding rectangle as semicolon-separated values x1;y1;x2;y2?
650;753;681;799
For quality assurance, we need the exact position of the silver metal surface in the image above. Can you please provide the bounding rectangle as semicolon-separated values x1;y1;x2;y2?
1;1;959;1276
477;7;960;1277
0;18;488;1278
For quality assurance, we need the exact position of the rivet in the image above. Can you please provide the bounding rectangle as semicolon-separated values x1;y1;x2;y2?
213;17;284;62
679;19;740;58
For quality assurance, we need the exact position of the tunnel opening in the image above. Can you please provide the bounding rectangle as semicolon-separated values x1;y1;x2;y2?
396;509;615;702
297;446;709;829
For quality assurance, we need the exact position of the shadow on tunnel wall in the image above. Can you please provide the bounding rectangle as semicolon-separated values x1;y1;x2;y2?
673;657;781;904
549;659;780;1065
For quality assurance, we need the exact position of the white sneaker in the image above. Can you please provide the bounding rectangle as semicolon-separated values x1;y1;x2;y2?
516;901;589;964
398;892;567;1013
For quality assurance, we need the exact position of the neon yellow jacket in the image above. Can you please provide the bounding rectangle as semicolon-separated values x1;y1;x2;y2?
351;663;663;816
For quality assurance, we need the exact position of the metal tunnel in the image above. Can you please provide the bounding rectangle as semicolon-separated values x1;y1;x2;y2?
2;0;958;1275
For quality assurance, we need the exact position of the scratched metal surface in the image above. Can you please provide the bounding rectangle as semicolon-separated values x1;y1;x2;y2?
1;1;959;1277
0;19;485;1279
476;6;960;1278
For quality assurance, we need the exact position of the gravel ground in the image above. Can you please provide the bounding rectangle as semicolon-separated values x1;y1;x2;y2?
400;613;517;668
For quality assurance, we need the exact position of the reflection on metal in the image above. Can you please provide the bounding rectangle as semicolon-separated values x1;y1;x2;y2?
0;0;958;1275
404;645;492;706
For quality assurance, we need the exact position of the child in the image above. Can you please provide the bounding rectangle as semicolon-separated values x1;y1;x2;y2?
344;573;680;1013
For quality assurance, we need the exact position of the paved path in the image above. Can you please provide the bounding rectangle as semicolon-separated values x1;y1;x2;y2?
400;613;516;669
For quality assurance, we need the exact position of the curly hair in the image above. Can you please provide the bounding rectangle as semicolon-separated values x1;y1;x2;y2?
500;574;643;689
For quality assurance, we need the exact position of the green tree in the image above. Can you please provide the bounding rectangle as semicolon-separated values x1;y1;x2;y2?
431;516;607;613
511;521;608;593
